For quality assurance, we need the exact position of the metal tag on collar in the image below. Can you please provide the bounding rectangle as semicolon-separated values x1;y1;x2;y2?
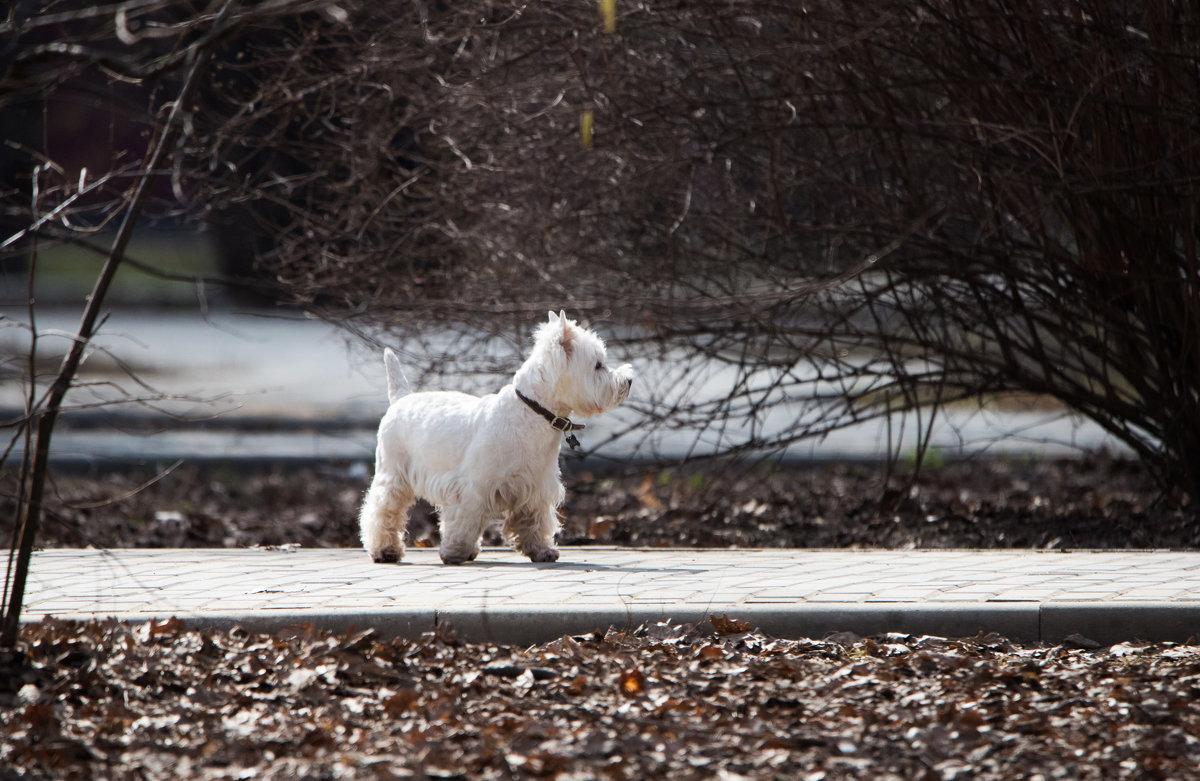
565;433;582;450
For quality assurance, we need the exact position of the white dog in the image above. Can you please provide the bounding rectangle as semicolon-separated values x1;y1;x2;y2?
359;311;635;565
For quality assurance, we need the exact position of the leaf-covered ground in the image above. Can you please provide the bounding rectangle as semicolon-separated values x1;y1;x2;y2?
3;618;1198;780
7;456;1198;550
4;460;1198;778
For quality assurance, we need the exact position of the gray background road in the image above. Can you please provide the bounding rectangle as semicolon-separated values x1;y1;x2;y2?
1;307;1129;467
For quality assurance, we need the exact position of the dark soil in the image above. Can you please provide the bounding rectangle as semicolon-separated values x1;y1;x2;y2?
6;455;1197;551
3;618;1198;780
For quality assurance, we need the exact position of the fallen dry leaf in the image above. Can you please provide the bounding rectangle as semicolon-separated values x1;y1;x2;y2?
618;668;647;697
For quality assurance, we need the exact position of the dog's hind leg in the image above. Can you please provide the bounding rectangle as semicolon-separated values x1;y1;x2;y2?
359;473;413;563
438;497;487;565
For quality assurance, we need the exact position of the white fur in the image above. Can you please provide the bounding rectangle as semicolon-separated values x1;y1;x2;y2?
359;311;635;565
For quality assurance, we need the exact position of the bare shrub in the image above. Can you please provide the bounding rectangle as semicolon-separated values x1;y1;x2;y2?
4;0;1198;570
0;0;350;646
177;1;1200;499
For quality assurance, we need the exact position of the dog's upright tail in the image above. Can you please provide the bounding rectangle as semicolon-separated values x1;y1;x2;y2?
383;348;412;403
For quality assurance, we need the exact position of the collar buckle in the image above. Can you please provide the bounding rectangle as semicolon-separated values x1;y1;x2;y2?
515;388;586;449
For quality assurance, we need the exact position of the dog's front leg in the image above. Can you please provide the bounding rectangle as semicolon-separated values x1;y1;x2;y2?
504;504;560;563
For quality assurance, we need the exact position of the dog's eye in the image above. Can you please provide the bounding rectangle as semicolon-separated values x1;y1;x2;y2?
594;361;604;371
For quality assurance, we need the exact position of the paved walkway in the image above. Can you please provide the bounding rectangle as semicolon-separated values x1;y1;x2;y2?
19;548;1200;645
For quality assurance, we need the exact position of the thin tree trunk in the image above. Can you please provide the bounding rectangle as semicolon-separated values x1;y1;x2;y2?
0;15;227;648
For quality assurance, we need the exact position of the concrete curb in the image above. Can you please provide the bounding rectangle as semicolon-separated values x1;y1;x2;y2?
48;601;1200;646
1039;602;1200;646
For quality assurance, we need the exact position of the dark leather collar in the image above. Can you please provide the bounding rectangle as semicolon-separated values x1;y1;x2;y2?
515;388;585;449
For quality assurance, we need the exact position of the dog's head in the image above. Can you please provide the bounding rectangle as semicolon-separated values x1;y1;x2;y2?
520;310;634;418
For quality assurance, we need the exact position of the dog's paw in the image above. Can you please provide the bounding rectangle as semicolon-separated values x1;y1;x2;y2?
371;546;403;564
440;546;477;565
528;548;560;563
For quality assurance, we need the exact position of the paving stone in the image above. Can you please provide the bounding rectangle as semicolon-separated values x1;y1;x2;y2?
17;548;1200;643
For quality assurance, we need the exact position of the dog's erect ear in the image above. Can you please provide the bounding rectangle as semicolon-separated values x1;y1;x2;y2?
559;316;576;359
539;310;574;358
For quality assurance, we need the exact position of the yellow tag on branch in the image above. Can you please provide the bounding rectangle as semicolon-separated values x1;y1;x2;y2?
581;110;594;148
599;0;616;34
